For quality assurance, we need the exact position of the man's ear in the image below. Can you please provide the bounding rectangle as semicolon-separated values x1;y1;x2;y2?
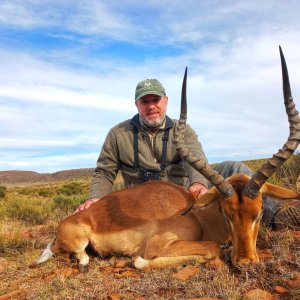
135;99;140;108
164;96;169;104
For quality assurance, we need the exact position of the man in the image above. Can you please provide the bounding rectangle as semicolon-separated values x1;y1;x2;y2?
76;78;299;230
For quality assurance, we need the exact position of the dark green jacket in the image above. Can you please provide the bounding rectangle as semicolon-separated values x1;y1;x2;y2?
89;114;209;199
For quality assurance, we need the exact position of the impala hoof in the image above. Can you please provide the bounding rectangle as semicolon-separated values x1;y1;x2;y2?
78;264;88;272
235;255;259;267
133;256;149;269
237;258;251;267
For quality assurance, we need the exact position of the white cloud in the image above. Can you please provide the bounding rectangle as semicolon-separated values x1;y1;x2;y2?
0;152;98;173
0;1;46;29
0;0;141;41
0;83;135;111
1;1;300;172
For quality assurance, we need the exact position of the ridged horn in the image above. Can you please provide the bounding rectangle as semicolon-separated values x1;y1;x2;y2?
174;67;234;197
244;46;300;198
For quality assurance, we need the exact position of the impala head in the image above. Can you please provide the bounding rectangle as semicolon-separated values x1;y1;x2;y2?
175;47;300;267
219;174;263;266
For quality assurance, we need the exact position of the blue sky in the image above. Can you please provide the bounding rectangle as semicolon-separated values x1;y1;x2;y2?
1;0;300;173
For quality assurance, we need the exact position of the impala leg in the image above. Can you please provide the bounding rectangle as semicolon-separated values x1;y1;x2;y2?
134;254;208;269
161;240;221;258
134;240;221;269
74;251;89;272
57;238;90;272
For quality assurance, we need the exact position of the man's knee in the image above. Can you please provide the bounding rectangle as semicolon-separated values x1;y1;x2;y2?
213;160;253;179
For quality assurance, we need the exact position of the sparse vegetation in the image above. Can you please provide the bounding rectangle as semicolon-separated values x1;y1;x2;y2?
0;159;299;299
4;196;53;224
52;194;87;215
244;153;300;190
58;181;85;196
0;185;7;198
271;153;300;189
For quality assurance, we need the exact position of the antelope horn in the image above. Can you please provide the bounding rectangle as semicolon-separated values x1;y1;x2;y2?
174;67;234;196
244;46;300;198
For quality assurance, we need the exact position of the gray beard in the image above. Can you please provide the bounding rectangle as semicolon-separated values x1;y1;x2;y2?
140;115;166;128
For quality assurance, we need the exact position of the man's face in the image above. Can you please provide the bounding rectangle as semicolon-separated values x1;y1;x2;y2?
135;94;168;127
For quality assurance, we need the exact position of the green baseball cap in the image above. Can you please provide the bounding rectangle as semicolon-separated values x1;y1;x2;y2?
135;79;166;101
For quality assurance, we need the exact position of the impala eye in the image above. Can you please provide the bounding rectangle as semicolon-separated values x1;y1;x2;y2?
222;210;232;222
252;212;263;222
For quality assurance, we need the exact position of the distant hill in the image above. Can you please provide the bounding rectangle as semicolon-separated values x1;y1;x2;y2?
0;168;94;186
0;157;284;187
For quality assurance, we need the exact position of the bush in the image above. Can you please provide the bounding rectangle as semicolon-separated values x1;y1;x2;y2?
38;189;52;197
53;194;87;214
58;182;83;196
0;186;7;198
5;197;53;224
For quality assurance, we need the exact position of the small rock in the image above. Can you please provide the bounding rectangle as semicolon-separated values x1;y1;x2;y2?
114;270;140;279
292;230;300;240
243;288;273;300
20;225;53;240
172;265;200;282
115;259;127;268
20;229;34;239
257;249;273;261
99;266;114;275
287;273;300;288
273;285;289;294
206;258;226;270
107;293;121;300
0;289;27;300
188;298;221;300
0;258;8;273
108;256;117;265
61;267;79;277
44;267;79;281
113;267;122;273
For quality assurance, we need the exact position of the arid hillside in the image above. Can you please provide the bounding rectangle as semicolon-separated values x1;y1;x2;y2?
0;168;94;186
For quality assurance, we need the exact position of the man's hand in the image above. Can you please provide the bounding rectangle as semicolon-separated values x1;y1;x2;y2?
188;182;208;199
73;198;101;214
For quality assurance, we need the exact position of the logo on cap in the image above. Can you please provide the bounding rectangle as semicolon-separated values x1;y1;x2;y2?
135;79;166;101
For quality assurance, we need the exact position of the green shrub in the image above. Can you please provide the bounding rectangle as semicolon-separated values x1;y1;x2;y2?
0;186;7;198
13;185;59;198
38;189;52;197
53;194;87;214
58;182;83;196
5;197;53;225
16;187;34;196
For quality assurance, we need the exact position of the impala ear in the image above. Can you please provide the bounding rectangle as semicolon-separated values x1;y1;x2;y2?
261;182;300;199
194;187;220;208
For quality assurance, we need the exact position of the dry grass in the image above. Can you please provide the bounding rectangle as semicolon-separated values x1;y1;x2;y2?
244;153;300;190
0;227;299;299
0;157;299;299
